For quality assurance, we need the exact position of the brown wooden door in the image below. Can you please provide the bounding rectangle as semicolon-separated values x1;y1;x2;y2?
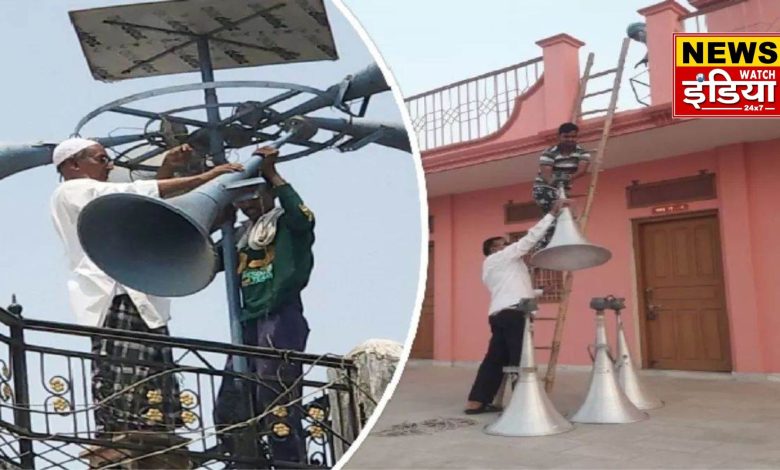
637;213;732;372
410;243;434;359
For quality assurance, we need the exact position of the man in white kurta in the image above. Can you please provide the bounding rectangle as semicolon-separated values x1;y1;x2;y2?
51;176;171;329
465;203;561;414
50;137;242;437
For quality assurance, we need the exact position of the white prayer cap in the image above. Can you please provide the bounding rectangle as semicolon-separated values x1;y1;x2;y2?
52;137;101;168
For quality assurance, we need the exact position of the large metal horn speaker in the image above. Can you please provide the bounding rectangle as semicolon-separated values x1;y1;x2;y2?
485;299;573;437
611;297;663;410
627;22;647;44
530;208;612;271
492;289;545;408
76;117;316;297
570;297;648;424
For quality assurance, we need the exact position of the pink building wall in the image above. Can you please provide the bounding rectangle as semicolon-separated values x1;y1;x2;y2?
421;0;780;372
428;140;780;372
744;141;780;369
693;0;780;33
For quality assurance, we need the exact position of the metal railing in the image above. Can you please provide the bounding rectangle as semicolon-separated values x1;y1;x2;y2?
681;0;751;33
404;58;543;151
682;9;710;33
0;305;362;469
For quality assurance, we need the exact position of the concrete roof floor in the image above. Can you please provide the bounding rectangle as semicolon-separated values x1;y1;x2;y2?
345;363;780;469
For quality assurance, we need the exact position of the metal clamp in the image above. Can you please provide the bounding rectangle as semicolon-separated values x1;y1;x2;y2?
587;343;615;363
337;128;385;152
334;75;353;113
590;297;609;311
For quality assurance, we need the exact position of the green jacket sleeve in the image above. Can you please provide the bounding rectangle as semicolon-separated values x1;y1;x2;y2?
275;183;315;232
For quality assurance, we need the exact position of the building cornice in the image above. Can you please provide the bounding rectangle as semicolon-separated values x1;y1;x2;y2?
422;103;679;173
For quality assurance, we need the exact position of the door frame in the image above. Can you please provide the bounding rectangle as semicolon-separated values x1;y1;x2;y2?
410;242;435;359
631;209;732;370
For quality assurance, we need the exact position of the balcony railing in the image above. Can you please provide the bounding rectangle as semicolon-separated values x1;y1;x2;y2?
682;9;710;33
404;57;543;151
682;0;751;33
0;304;363;469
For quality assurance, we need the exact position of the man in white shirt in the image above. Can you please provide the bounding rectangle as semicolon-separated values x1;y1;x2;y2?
465;201;562;414
50;137;242;438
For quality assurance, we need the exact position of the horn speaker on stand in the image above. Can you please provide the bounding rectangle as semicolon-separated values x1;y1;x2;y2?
570;297;648;424
610;296;663;410
485;299;573;437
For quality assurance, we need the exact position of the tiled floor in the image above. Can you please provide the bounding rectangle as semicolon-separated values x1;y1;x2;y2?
344;363;780;469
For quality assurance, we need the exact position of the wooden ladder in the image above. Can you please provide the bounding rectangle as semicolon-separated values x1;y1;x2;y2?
542;37;632;393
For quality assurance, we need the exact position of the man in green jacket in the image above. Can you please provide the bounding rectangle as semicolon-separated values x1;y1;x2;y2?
214;146;315;465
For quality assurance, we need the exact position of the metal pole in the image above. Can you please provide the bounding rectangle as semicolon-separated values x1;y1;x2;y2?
7;299;34;469
196;36;259;465
196;37;247;373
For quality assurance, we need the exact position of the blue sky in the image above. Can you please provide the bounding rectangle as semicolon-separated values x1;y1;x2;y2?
0;0;423;357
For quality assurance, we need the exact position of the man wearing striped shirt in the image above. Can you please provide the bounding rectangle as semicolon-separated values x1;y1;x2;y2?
532;122;591;248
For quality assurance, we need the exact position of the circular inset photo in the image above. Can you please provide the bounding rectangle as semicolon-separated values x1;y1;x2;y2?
0;1;425;468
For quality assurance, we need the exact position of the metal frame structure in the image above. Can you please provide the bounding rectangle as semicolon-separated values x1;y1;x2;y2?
73;81;345;172
73;20;331;358
0;302;362;469
0;3;408;465
63;10;394;378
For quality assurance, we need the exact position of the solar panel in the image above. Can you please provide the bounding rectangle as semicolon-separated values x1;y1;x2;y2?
69;0;338;82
